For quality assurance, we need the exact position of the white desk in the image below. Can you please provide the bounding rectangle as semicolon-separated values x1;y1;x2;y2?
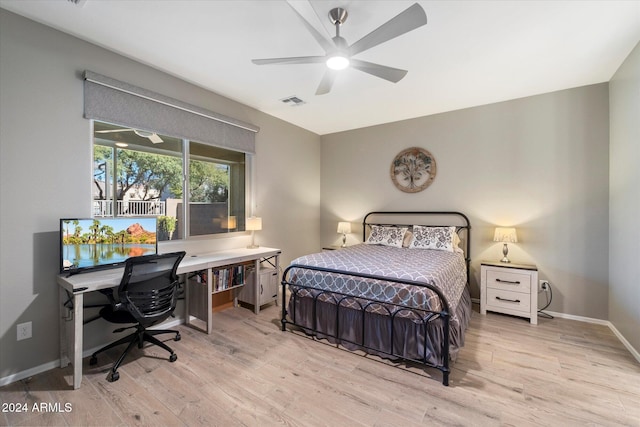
57;246;280;390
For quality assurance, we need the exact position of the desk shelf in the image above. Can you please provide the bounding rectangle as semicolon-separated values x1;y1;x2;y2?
184;247;280;334
215;283;244;293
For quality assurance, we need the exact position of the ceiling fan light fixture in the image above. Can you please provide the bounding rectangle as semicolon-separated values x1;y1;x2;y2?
326;54;349;70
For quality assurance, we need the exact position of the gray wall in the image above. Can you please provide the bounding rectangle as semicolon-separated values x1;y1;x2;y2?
0;9;320;380
321;84;611;319
609;42;640;351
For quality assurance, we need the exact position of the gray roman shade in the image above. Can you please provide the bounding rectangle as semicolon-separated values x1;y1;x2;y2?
84;71;259;154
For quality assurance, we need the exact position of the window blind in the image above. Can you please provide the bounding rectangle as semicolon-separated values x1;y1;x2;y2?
84;71;259;154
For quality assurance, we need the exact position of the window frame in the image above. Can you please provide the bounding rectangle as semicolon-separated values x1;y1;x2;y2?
91;120;253;241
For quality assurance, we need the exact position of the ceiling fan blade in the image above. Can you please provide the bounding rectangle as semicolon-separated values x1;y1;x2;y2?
349;3;427;57
350;59;408;83
95;127;163;143
148;133;163;144
315;70;337;95
252;56;327;66
95;128;133;134
286;0;334;53
133;129;164;143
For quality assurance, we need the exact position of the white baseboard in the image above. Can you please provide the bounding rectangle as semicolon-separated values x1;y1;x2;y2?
0;360;61;388
545;310;640;363
607;321;640;363
473;298;639;363
543;310;610;325
0;317;185;388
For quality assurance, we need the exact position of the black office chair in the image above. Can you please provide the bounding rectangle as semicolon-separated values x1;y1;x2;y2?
89;251;186;382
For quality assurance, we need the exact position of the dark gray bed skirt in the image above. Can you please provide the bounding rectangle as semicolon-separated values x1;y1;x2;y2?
287;286;472;367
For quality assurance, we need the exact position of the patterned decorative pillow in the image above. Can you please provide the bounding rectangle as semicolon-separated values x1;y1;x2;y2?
408;225;457;252
365;225;408;248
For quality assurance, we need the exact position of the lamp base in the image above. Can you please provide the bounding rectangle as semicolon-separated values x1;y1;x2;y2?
500;243;511;263
247;230;259;249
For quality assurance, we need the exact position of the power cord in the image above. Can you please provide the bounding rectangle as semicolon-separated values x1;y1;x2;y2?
538;282;554;319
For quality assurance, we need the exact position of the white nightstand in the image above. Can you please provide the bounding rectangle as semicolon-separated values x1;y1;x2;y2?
480;261;538;324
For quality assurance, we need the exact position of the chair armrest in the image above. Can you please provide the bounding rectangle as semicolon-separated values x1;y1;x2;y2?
98;288;124;311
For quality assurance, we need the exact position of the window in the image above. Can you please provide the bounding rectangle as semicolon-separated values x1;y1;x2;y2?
189;141;245;237
93;121;248;241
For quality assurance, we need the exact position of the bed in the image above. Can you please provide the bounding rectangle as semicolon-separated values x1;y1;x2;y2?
280;211;472;386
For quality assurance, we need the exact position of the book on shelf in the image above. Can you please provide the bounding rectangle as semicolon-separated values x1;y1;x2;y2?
189;270;207;285
213;264;246;292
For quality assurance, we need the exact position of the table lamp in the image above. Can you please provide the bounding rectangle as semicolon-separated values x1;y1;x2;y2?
246;217;262;249
221;216;237;230
493;227;517;263
337;221;352;247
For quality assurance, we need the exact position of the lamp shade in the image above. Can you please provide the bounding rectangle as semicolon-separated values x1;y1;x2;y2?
493;227;518;243
221;216;237;229
246;217;262;231
337;221;352;234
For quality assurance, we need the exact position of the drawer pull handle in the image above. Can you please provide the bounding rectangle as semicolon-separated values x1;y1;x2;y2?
496;278;521;285
496;296;520;303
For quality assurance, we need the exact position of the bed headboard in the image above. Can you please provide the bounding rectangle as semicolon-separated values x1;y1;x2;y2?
362;211;471;285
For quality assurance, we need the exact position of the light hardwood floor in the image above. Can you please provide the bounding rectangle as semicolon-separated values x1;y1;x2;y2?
1;303;639;426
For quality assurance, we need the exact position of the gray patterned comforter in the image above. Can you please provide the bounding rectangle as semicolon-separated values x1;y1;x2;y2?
288;243;467;318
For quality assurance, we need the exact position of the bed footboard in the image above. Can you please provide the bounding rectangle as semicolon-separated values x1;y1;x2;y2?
280;265;452;386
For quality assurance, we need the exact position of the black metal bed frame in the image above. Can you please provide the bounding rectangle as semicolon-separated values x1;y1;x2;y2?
280;211;471;386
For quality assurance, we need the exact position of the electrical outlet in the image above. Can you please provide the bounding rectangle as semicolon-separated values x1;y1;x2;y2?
17;321;32;341
539;280;549;291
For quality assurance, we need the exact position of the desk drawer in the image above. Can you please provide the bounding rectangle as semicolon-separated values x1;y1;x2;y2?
486;288;531;314
486;270;531;293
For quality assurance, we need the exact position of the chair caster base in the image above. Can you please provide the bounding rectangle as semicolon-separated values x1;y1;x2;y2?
175;333;181;341
169;353;177;362
108;371;120;382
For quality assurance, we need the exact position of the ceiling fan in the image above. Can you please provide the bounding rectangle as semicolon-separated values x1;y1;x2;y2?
252;2;427;95
95;128;163;143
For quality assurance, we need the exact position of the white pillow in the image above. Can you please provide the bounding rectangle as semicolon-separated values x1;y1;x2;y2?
402;230;414;248
408;225;457;252
453;232;461;249
365;225;408;248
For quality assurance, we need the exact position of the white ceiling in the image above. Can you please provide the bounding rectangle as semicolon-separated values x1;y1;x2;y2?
1;0;639;135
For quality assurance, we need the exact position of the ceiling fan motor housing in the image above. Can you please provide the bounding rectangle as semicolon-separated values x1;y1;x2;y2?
329;8;348;26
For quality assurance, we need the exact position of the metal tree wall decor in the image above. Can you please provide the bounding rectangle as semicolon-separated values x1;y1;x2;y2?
390;147;437;193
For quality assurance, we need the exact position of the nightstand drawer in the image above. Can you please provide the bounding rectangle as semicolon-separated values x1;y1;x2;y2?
486;288;531;314
486;270;531;294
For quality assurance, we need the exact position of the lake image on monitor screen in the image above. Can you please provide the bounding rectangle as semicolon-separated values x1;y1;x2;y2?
61;218;157;272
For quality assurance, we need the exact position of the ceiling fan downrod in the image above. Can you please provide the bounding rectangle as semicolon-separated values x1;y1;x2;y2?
329;7;348;37
326;7;350;70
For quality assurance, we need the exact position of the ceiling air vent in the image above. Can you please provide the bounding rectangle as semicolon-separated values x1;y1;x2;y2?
280;96;306;106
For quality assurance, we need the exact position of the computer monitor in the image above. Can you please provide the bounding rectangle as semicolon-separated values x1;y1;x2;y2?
60;217;158;275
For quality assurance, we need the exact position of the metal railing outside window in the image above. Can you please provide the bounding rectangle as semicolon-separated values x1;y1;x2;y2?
93;200;165;217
